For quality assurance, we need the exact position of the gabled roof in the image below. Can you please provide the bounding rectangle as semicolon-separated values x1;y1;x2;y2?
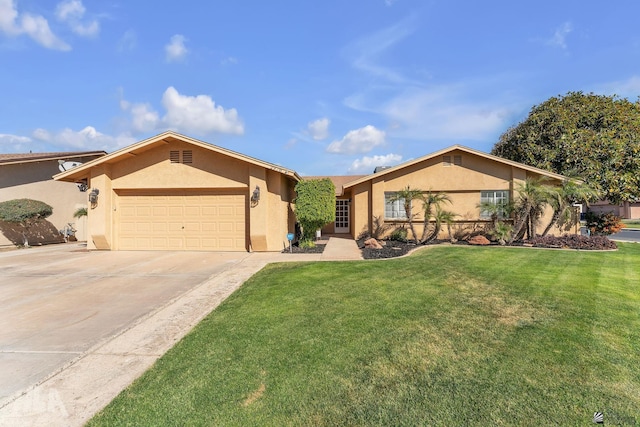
0;151;106;166
303;175;367;196
342;144;570;189
54;131;302;182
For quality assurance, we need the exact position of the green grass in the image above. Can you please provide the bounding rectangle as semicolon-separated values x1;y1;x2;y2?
88;244;640;426
622;219;640;228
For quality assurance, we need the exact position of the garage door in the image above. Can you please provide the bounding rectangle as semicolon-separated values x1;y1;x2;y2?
116;191;246;251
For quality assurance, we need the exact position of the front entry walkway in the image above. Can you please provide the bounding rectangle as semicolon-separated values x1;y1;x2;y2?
321;234;363;261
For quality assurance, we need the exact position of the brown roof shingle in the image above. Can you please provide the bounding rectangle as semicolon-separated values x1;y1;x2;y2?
0;151;106;165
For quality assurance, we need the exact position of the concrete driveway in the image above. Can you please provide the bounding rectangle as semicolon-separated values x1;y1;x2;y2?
0;243;265;425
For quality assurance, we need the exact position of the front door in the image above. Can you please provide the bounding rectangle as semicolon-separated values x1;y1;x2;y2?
335;199;350;233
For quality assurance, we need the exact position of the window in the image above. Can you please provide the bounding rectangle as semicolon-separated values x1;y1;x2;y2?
385;192;408;219
480;190;509;219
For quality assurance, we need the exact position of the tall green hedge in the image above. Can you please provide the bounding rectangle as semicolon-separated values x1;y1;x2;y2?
294;178;336;240
0;199;53;223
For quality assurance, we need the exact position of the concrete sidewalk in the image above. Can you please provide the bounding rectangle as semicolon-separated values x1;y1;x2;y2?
0;236;363;426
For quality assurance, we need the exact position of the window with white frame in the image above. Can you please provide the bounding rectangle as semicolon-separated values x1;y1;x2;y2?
385;192;408;219
480;190;509;219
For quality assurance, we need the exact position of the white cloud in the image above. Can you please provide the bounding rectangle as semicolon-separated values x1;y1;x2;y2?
345;82;513;142
117;29;137;52
327;125;386;154
119;87;244;136
0;0;19;35
0;133;32;152
165;34;188;62
32;128;52;141
130;103;160;133
345;17;419;84
221;56;238;65
55;0;99;37
547;21;572;49
0;0;71;51
44;126;135;151
307;118;330;140
349;153;402;173
594;75;640;99
161;87;244;135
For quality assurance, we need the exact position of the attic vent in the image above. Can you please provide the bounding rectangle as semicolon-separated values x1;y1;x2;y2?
182;150;193;164
453;155;462;166
443;155;452;166
170;151;180;163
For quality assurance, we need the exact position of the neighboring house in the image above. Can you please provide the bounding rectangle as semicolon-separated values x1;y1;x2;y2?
53;132;576;252
0;151;106;247
54;132;300;252
587;199;640;219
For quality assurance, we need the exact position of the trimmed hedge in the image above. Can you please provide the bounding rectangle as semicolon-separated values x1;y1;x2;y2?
0;199;53;223
294;178;336;241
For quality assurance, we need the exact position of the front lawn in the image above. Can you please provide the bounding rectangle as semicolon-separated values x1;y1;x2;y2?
89;244;640;426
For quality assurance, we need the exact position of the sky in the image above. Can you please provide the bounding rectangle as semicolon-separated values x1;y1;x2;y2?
2;0;640;176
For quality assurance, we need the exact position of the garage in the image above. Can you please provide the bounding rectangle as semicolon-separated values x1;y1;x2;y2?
54;131;299;252
116;190;246;251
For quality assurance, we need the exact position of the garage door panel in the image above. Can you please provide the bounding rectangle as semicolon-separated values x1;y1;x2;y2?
117;191;246;251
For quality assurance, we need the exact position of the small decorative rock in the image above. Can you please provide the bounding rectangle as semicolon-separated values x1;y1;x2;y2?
364;237;383;249
468;235;491;246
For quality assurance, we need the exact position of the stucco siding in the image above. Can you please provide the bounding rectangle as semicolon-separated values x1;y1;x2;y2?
0;161;91;242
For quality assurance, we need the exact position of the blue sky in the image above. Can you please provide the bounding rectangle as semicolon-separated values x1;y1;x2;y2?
2;0;640;175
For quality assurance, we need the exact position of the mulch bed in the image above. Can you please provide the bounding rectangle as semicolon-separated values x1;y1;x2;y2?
358;234;617;259
281;243;326;254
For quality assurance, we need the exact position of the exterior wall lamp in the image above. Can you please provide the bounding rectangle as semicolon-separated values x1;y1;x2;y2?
250;185;261;206
88;188;100;205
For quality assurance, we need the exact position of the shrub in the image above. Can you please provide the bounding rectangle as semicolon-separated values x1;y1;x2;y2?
389;227;408;242
0;199;53;247
294;179;336;241
0;199;52;223
584;212;625;235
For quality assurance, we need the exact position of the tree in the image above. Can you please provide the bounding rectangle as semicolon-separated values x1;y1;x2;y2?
294;178;336;244
423;207;456;244
387;186;424;244
509;178;554;244
541;179;599;236
0;199;53;247
492;92;640;204
419;191;452;243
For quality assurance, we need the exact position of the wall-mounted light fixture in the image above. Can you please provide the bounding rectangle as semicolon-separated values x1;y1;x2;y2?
77;179;88;192
250;185;261;206
88;188;100;205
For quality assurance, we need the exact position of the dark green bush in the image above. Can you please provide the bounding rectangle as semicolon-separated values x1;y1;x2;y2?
0;199;53;223
294;178;335;241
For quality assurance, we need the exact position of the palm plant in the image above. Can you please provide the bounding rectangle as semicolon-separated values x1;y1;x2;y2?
419;191;452;243
478;199;513;231
73;207;88;219
424;207;456;243
387;186;424;244
508;177;554;244
541;179;599;236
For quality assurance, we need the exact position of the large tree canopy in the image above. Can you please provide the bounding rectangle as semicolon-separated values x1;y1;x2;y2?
492;92;640;204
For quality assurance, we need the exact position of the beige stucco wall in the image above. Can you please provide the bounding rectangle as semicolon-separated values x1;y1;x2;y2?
347;150;572;239
82;142;295;252
0;160;96;246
